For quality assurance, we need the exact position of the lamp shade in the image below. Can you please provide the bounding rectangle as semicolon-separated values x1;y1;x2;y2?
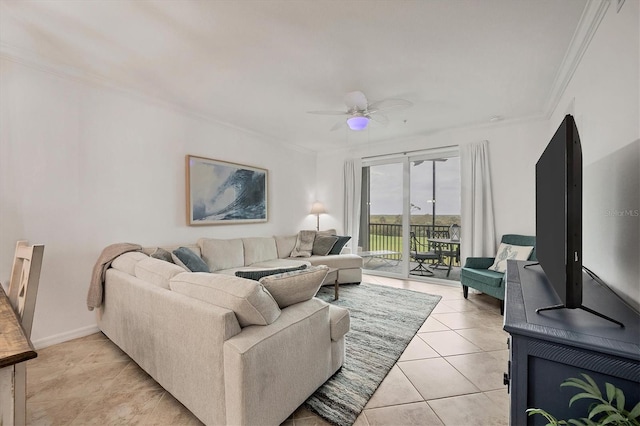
347;116;369;131
310;201;326;215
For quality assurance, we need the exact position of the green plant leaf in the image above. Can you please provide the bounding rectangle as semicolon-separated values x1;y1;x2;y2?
567;420;587;426
628;401;640;420
582;374;602;398
615;387;626;413
605;383;615;403
587;403;615;419
569;392;602;407
600;412;625;425
562;377;599;397
527;408;559;425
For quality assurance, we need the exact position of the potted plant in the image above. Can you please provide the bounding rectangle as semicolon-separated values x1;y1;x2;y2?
527;374;640;425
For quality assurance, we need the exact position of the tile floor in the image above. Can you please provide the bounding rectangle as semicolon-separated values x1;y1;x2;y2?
26;274;510;425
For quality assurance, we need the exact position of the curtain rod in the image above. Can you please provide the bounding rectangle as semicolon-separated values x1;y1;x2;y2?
361;144;459;160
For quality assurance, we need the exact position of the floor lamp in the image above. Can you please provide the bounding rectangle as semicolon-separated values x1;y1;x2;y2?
310;201;326;231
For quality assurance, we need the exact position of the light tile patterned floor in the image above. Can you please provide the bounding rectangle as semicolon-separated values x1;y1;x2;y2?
26;274;509;425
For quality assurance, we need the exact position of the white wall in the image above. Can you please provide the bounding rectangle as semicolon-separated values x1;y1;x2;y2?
550;0;639;310
317;119;548;250
319;1;640;311
0;58;318;348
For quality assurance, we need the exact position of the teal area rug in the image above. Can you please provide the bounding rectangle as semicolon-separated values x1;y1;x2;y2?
305;282;441;426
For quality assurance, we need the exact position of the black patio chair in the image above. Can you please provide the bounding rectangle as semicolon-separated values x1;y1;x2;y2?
409;231;442;276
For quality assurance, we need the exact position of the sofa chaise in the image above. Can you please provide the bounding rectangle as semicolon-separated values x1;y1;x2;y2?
98;252;350;425
95;232;358;425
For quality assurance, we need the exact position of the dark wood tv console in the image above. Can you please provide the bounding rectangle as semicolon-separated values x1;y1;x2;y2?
503;260;640;425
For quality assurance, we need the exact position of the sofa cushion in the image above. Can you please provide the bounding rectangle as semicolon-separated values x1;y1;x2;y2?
198;238;244;272
172;247;210;272
242;237;278;266
302;254;363;269
235;264;307;281
290;230;316;257
461;267;505;288
312;235;339;256
170;272;281;327
135;257;186;289
328;236;352;255
259;265;329;308
489;243;534;273
110;251;148;276
274;234;297;259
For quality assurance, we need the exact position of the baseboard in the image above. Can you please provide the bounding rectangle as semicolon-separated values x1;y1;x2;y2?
32;324;101;350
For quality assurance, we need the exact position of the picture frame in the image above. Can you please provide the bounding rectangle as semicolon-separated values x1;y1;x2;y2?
186;155;268;225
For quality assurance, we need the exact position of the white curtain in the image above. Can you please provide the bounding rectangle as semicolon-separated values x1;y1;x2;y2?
461;141;496;263
343;159;362;254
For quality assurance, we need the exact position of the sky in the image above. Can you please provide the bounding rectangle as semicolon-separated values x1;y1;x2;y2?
368;157;461;215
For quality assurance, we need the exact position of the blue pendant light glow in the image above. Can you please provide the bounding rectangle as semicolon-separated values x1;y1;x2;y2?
347;115;369;131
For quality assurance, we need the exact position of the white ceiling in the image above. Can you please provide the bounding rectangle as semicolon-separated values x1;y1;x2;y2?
0;0;589;152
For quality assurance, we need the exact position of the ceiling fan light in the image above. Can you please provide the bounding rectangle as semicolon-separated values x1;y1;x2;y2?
347;116;369;131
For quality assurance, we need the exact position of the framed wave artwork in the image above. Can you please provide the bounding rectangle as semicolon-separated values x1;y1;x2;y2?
186;155;268;225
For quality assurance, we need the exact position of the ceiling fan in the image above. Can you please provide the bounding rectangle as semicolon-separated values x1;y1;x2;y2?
308;91;413;131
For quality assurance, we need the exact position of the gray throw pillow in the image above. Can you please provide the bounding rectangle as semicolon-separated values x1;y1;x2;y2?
312;235;339;256
235;265;307;281
150;247;174;263
172;247;210;272
290;230;316;257
329;235;351;255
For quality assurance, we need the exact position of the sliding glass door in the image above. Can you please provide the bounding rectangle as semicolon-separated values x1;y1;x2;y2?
360;150;461;280
359;162;405;273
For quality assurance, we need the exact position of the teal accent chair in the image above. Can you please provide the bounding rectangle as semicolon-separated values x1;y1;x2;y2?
461;234;536;314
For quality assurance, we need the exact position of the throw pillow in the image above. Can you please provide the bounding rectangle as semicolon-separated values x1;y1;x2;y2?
259;265;329;308
328;235;352;255
290;230;316;257
489;243;534;273
235;265;307;281
172;247;210;273
150;247;174;263
312;235;340;256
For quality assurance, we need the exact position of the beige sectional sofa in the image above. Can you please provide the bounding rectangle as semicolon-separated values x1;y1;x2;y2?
193;233;363;285
96;232;359;425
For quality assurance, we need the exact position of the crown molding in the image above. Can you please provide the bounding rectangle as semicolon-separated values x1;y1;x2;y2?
543;0;611;118
0;42;316;156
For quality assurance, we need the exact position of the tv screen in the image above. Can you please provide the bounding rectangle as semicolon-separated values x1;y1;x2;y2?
536;114;583;309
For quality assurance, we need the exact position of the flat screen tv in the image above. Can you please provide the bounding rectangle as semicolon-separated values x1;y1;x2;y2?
536;114;583;309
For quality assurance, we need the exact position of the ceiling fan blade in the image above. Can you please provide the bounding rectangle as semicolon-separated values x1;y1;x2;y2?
307;110;349;115
330;120;346;131
344;91;368;110
370;113;389;126
368;98;413;113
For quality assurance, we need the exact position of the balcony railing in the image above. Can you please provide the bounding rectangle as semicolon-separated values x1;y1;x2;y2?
363;223;455;263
